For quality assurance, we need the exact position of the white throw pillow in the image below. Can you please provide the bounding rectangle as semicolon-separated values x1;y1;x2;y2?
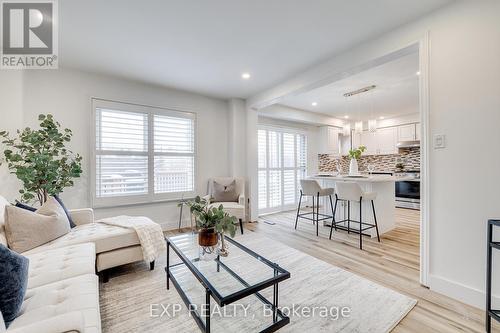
4;197;70;253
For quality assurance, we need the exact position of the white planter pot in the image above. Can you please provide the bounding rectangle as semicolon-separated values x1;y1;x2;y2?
349;158;359;175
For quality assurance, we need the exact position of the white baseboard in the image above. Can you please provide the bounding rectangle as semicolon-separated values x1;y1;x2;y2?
159;220;184;231
429;274;500;310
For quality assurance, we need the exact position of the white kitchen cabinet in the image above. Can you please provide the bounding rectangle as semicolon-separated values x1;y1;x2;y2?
352;132;361;149
340;134;351;156
318;126;341;155
377;127;398;154
415;122;421;140
397;124;416;141
360;131;377;155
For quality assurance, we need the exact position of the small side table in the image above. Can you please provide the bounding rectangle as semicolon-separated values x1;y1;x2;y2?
486;219;500;332
178;199;194;231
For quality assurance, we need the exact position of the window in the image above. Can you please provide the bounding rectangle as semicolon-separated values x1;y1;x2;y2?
92;99;195;207
258;126;307;214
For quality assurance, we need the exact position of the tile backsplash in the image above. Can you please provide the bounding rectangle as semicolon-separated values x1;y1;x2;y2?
318;147;420;173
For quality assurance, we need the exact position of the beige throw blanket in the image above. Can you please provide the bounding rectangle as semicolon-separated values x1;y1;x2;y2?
98;216;166;263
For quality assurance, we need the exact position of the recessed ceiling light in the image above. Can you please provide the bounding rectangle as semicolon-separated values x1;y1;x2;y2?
379;116;385;120
416;71;421;76
311;102;318;106
344;115;349;119
241;73;251;79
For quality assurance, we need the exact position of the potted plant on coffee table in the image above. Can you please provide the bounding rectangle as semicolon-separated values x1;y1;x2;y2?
184;196;238;259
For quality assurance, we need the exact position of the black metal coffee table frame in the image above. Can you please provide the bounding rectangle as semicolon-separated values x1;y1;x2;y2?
166;234;291;333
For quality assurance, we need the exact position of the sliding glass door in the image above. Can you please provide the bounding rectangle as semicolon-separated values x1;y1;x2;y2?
258;127;307;214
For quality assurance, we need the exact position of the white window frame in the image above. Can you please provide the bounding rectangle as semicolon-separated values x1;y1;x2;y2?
90;98;197;208
258;125;307;215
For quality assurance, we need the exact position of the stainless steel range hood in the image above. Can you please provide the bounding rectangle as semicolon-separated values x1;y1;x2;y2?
396;140;420;148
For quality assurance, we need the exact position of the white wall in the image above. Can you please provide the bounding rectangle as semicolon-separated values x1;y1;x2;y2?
0;69;230;230
227;98;247;177
0;71;24;200
248;0;500;309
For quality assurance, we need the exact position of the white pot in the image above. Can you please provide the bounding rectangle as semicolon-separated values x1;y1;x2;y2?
349;158;359;175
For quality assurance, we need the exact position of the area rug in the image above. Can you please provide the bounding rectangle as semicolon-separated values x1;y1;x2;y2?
99;233;416;332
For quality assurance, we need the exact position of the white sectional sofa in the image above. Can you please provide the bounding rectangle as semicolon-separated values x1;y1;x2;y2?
21;207;154;279
0;196;157;333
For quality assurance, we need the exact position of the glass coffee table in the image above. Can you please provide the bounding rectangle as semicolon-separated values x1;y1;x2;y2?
166;233;290;333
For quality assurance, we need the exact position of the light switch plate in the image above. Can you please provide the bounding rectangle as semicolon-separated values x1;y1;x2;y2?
434;134;446;149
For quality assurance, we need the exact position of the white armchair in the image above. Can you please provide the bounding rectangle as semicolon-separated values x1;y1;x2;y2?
204;177;246;234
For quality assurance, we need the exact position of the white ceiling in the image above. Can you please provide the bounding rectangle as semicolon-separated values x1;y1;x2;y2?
59;0;453;99
280;52;420;120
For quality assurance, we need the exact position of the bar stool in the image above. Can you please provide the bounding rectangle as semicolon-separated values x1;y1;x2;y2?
295;179;335;236
330;182;380;250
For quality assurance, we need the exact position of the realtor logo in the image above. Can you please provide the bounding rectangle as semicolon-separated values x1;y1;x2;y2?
1;0;58;69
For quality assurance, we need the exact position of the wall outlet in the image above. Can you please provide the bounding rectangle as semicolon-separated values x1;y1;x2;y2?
434;134;446;149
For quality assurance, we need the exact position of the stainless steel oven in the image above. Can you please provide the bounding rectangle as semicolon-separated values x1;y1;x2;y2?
395;171;420;210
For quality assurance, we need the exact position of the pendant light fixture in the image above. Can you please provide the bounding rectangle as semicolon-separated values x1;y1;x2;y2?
342;92;351;136
368;90;377;132
343;85;377;135
354;121;363;134
368;119;377;132
343;123;351;136
354;94;363;134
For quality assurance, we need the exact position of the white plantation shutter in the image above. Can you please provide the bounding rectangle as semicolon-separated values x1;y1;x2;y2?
92;99;196;207
258;126;307;213
95;109;149;198
154;114;195;194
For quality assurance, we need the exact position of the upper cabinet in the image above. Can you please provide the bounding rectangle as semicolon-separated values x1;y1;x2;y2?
333;122;420;157
397;123;419;141
340;134;351;156
352;127;397;155
377;127;398;154
415;122;421;141
360;131;378;155
318;126;341;155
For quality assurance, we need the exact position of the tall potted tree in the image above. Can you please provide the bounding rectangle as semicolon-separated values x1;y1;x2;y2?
0;114;83;205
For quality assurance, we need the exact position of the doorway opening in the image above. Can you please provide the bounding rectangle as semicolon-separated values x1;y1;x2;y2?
253;39;430;286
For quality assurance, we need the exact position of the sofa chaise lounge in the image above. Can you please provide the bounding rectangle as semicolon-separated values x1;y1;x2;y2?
0;196;159;332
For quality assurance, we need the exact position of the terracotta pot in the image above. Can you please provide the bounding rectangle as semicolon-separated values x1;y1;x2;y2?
198;228;218;247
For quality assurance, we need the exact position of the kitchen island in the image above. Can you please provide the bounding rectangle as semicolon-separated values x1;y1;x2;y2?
310;174;401;237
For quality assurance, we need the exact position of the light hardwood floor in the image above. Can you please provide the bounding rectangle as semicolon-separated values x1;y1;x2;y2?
245;208;497;333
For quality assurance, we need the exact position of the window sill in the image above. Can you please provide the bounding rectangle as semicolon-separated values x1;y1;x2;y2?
92;196;197;209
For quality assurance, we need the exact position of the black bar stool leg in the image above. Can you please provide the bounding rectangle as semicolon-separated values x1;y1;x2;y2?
329;197;338;240
295;192;302;230
359;198;363;250
311;196;315;225
316;192;320;236
347;201;350;234
329;194;336;231
371;200;380;242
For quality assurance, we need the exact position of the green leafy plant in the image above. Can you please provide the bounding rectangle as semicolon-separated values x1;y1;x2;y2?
348;145;366;160
183;196;238;237
0;114;83;205
395;162;405;171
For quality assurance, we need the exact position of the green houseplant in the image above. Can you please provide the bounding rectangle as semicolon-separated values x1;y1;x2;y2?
0;114;83;205
184;196;238;246
347;145;366;175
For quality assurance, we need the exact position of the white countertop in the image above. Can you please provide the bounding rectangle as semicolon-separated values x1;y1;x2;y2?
310;174;414;183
